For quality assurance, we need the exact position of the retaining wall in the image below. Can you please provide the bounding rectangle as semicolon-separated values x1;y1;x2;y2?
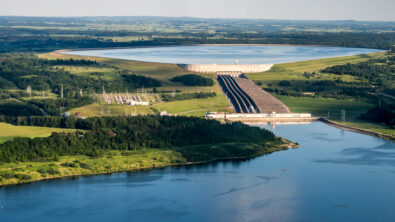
178;64;273;73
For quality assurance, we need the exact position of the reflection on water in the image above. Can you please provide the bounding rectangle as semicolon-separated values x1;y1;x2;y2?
0;122;394;222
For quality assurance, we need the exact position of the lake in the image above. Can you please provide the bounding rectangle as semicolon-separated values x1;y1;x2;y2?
63;45;382;64
1;122;394;222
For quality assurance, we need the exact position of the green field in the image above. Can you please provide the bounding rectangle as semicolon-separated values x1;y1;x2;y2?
0;122;77;143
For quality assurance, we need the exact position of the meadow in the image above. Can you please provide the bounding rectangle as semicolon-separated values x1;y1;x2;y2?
0;122;77;143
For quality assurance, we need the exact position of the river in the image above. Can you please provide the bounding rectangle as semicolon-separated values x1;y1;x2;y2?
1;122;394;222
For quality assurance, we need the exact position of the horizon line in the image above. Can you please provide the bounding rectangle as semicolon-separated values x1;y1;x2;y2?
0;15;394;23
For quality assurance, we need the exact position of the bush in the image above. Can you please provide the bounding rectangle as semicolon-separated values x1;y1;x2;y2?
79;162;91;169
0;172;16;179
170;74;214;86
37;167;60;175
278;80;291;87
61;162;77;168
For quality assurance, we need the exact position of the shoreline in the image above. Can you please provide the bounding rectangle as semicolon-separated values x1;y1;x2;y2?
56;43;386;53
318;118;394;142
0;140;298;187
54;46;384;67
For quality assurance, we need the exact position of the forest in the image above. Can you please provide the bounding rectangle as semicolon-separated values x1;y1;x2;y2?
0;116;280;163
170;74;214;86
161;92;217;102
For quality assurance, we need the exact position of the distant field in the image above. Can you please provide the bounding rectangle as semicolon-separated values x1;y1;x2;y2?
0;122;77;143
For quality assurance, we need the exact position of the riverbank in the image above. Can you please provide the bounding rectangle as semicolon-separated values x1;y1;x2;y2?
319;118;394;142
0;140;297;187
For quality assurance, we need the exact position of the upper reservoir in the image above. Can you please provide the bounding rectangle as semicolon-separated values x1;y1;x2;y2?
63;45;382;64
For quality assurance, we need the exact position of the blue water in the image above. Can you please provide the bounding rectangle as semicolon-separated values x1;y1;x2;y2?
1;122;394;222
63;45;382;64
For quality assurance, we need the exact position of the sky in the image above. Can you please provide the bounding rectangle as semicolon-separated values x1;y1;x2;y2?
1;0;395;21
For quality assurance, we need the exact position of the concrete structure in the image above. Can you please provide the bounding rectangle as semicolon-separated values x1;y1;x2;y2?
217;75;290;114
206;112;314;122
178;64;273;73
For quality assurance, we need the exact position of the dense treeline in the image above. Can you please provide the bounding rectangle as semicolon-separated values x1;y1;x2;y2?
0;116;278;162
360;107;395;128
322;61;394;82
0;103;43;116
265;79;378;101
122;74;161;88
40;58;98;66
360;96;395;128
170;74;214;86
161;92;216;102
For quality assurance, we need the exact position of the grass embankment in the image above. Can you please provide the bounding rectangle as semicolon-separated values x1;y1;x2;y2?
332;120;395;140
39;52;232;117
0;122;77;143
0;142;294;186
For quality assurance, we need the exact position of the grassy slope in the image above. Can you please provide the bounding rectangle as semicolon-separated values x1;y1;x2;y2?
333;120;395;139
0;122;78;143
39;52;232;116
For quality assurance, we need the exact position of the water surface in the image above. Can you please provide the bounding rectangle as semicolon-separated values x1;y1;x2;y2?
1;122;394;222
63;45;382;64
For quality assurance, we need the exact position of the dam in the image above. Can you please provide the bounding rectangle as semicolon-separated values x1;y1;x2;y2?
177;64;273;73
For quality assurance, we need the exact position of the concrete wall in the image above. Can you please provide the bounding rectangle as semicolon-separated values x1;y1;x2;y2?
178;64;273;73
206;112;312;119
